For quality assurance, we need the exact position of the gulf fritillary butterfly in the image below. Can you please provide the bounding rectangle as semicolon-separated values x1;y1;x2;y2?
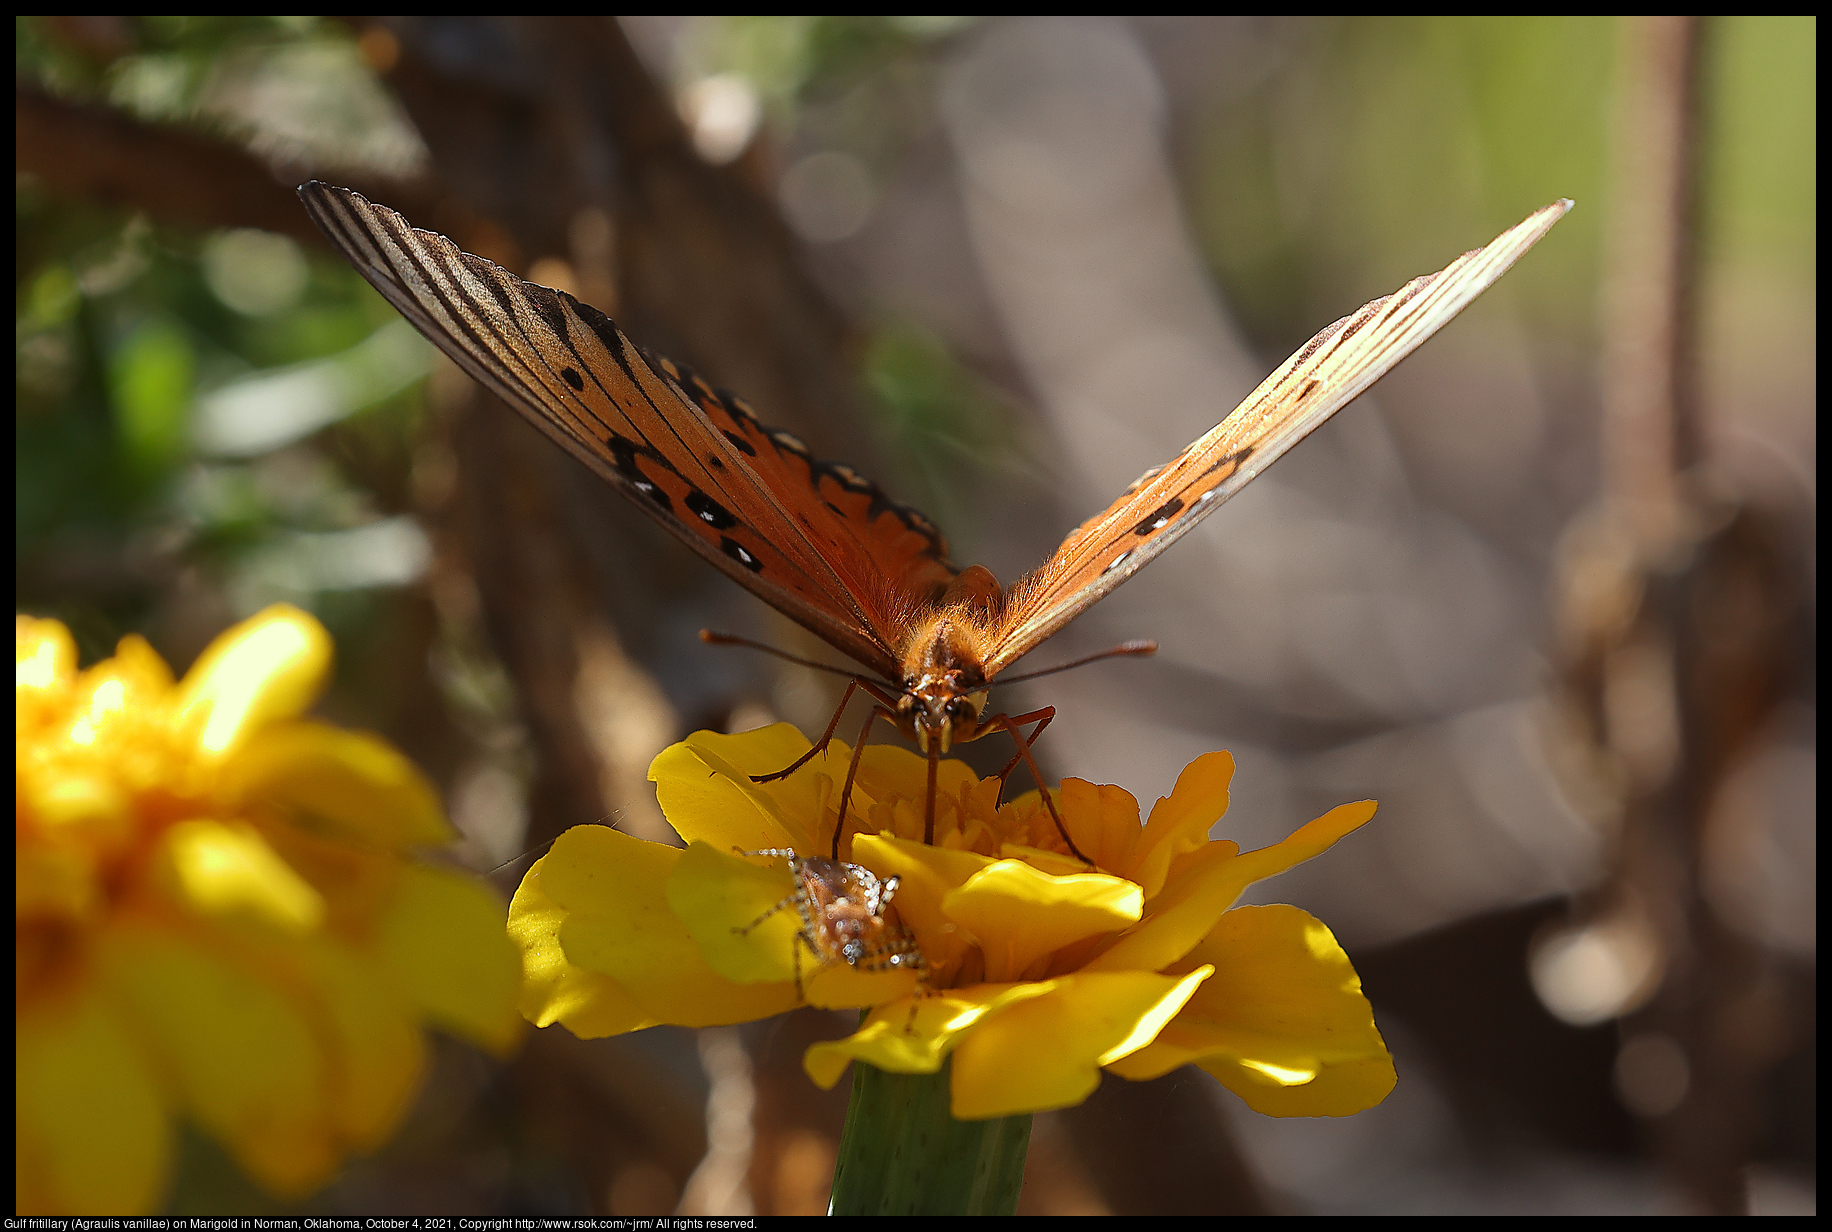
299;181;1569;863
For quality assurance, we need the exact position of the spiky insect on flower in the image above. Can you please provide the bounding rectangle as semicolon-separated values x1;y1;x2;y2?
735;849;929;1025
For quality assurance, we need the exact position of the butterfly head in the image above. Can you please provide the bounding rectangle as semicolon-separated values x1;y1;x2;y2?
897;612;998;755
898;684;991;756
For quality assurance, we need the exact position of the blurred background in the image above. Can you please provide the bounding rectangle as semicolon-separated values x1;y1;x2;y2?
15;15;1813;1216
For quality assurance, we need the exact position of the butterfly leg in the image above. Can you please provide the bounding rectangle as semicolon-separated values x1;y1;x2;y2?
832;704;897;859
991;707;1056;806
753;679;862;784
924;739;941;845
994;713;1093;865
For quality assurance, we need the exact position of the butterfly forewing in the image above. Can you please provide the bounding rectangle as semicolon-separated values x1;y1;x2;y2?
986;199;1572;675
659;362;959;611
299;181;953;679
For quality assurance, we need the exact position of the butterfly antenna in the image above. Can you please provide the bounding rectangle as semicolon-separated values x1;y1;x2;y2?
700;630;893;687
997;640;1158;685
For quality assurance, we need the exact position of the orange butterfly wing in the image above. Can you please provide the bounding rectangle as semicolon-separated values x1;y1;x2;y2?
299;182;956;682
985;200;1572;677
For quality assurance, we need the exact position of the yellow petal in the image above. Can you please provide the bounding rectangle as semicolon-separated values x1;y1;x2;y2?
650;726;813;851
941;860;1142;982
376;864;523;1057
221;721;453;848
101;928;339;1197
1084;799;1377;975
170;605;331;758
849;833;994;971
801;981;1059;1090
947;968;1210;1120
16;841;100;924
77;634;175;722
669;843;920;1007
16;985;171;1215
540;824;797;1027
17;614;78;692
1078;838;1237;975
1050;778;1142;876
160;818;325;934
998;841;1091;877
682;721;818;779
668;841;805;984
1103;905;1394;1117
1130;750;1234;896
848;741;985;819
507;858;658;1036
50;637;173;766
302;941;426;1149
1219;799;1379;893
19;771;132;846
853;832;995;904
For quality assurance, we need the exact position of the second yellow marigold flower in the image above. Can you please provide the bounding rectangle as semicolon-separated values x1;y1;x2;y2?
16;607;524;1215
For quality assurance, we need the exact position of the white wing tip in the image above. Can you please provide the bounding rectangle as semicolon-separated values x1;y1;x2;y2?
1530;198;1575;227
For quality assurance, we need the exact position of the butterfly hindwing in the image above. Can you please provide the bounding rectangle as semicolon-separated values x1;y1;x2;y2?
987;200;1572;675
298;182;955;679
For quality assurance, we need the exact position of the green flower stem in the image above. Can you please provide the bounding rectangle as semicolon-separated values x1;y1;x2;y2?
828;1058;1032;1215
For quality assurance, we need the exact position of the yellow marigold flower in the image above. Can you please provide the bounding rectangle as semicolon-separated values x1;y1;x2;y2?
16;607;523;1215
509;724;1394;1122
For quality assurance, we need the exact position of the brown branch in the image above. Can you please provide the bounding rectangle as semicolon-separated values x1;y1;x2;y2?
15;83;436;250
1554;17;1811;1215
1599;16;1705;547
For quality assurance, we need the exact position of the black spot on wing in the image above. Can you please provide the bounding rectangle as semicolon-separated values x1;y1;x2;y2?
1200;445;1254;480
1295;307;1365;368
769;428;811;457
562;368;584;392
607;432;675;512
521;280;573;343
1132;497;1185;537
462;253;521;320
686;490;738;530
721;430;757;457
711;388;761;429
1336;305;1378;343
1124;463;1166;497
568;295;626;360
721;537;763;572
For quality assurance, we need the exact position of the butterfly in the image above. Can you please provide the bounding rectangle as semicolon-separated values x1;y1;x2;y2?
300;181;1569;864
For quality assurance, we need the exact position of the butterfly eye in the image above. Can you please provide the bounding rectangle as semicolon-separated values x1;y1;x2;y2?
942;694;980;725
